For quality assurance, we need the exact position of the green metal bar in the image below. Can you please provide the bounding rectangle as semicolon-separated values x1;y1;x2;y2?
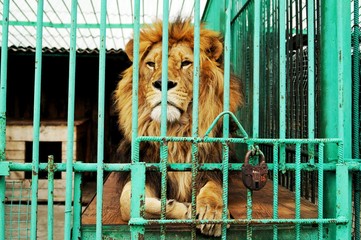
129;217;346;225
203;111;248;138
160;0;170;237
252;0;260;138
131;0;141;163
246;189;253;239
295;144;301;239
221;143;229;238
137;136;342;144
307;0;315;163
0;0;9;162
130;162;146;239
353;0;361;238
222;0;232;238
0;0;10;239
95;0;107;238
273;144;279;240
47;156;54;240
223;0;231;136
191;0;201;238
320;2;346;237
130;0;145;238
336;1;352;238
7;160;358;172
64;0;78;238
318;143;324;239
30;0;44;238
278;0;286;169
336;161;350;239
72;164;82;240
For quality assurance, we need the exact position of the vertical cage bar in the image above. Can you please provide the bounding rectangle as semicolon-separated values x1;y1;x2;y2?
336;144;350;239
0;0;9;160
353;0;361;237
221;1;232;238
279;0;286;165
252;0;260;138
337;0;352;152
273;144;279;240
131;2;141;162
64;0;78;238
320;0;339;236
336;1;352;238
160;1;169;238
0;0;10;239
223;0;231;133
130;0;145;238
191;0;201;238
307;0;315;162
47;156;54;240
318;143;324;239
246;189;253;239
30;0;45;238
96;0;108;238
295;144;301;239
72;166;82;240
130;162;146;239
221;143;229;239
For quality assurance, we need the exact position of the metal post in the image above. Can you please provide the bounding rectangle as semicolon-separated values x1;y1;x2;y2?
130;0;145;238
159;0;169;237
0;0;10;239
72;165;83;239
252;0;261;138
30;0;44;238
47;156;54;240
96;0;107;238
64;0;78;238
191;0;201;238
278;0;286;169
320;0;352;238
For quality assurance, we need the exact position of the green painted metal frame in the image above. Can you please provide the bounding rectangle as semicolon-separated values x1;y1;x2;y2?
0;0;358;239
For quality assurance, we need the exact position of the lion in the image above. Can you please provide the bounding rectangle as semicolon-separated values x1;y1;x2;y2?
113;19;243;237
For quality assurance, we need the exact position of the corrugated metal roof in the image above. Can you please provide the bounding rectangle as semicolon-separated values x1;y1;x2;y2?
0;0;207;51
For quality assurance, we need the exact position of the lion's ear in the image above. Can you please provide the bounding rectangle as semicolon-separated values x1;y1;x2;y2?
124;39;152;62
206;36;223;61
125;39;134;61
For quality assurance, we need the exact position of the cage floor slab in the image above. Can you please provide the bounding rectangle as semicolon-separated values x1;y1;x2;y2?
82;172;318;225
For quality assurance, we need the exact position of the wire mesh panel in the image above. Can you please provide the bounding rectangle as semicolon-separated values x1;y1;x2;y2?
5;181;31;239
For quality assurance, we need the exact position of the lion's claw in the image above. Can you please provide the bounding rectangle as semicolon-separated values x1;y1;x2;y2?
187;203;229;237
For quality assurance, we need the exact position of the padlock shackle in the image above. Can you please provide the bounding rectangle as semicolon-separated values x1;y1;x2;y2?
244;149;265;164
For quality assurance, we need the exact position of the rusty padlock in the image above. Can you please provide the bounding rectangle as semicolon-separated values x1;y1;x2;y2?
241;149;268;191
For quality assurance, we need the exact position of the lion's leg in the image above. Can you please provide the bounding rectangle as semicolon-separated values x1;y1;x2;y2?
120;181;189;221
190;180;229;237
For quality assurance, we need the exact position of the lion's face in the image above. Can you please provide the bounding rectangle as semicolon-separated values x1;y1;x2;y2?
141;42;194;122
114;19;243;140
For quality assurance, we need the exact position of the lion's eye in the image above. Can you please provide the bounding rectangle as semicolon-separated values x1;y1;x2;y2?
181;60;192;68
146;61;155;69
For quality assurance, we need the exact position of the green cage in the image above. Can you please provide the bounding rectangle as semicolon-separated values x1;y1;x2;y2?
0;0;360;239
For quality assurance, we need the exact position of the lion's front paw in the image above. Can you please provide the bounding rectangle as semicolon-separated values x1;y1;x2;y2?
166;199;190;219
187;201;229;237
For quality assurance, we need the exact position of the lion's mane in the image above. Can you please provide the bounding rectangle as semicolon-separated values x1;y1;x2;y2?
114;19;243;202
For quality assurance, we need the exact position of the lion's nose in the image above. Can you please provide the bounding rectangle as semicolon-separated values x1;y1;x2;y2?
152;80;177;91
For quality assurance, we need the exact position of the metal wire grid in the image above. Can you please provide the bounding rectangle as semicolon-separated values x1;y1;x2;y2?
5;180;31;239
